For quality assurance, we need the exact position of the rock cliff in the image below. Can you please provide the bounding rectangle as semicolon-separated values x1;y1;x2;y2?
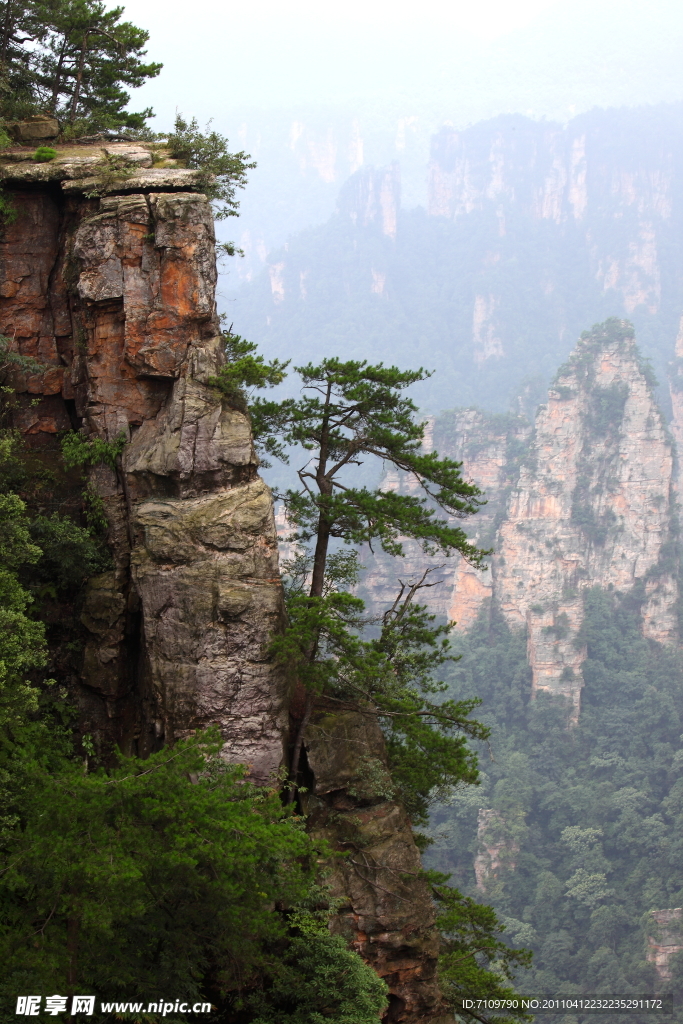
1;143;288;777
473;810;520;894
428;110;681;323
304;706;452;1024
1;140;449;1023
362;319;678;713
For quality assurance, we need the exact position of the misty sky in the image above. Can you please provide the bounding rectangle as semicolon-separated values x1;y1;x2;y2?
124;0;683;129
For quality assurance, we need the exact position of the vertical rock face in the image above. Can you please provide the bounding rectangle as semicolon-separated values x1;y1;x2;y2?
0;152;287;778
435;411;531;632
337;163;401;240
362;321;678;713
473;810;519;893
1;148;449;1021
360;409;530;631
427;112;680;321
304;707;453;1024
495;321;676;706
668;316;683;497
233;105;683;419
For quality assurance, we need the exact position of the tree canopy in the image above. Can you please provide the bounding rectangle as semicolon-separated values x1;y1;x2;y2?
429;588;683;1019
0;409;387;1022
0;0;161;131
252;357;486;598
165;116;257;221
0;727;388;1021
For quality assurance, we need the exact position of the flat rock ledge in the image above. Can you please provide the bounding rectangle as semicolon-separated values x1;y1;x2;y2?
1;143;203;194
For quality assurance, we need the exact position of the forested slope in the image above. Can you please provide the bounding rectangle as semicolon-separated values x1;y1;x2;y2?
428;588;683;1012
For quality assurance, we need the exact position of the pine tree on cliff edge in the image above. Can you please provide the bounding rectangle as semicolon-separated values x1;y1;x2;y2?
248;357;491;810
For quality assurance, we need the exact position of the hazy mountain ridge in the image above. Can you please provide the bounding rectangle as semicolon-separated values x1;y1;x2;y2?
229;103;683;414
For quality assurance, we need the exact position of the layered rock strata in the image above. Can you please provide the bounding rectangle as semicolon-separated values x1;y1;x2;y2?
362;321;678;712
1;143;449;1023
0;148;287;777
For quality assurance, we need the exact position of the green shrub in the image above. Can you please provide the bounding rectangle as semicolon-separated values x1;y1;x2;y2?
165;113;255;221
33;146;57;162
0;191;16;226
60;430;127;471
27;513;111;593
209;331;288;401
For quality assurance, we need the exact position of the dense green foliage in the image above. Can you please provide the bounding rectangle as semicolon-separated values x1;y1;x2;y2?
60;429;127;470
428;590;683;1016
0;445;46;728
246;907;387;1024
435;880;532;1024
0;0;161;132
0;416;114;746
0;427;387;1022
32;145;56;161
0;727;388;1021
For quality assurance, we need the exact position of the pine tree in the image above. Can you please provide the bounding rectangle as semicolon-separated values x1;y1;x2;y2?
0;0;161;131
251;358;489;798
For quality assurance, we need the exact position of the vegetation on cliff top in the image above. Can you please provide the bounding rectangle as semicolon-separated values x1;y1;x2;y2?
165;116;257;222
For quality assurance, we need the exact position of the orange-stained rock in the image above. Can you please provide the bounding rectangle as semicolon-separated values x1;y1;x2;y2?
448;562;492;631
646;909;683;984
0;168;287;780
